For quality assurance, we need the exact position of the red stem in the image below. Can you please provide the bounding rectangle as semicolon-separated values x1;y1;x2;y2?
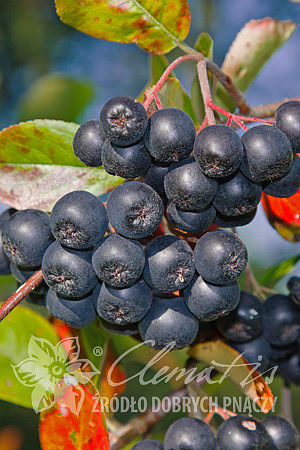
205;406;236;423
0;270;43;322
143;54;203;111
208;101;248;130
154;93;163;110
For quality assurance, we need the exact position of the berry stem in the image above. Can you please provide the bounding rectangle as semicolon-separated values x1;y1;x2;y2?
143;54;204;111
204;406;236;423
197;116;208;134
197;61;216;125
154;93;163;110
208;101;248;130
250;97;300;118
245;263;266;300
281;383;294;424
0;270;43;322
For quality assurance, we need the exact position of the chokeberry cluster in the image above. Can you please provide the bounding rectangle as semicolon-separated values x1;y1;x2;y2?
74;97;300;233
132;414;299;449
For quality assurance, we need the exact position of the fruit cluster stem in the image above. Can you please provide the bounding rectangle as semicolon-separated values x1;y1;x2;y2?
0;270;43;322
197;60;216;126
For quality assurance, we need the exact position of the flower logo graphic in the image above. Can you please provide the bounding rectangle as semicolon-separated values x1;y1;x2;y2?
12;335;100;414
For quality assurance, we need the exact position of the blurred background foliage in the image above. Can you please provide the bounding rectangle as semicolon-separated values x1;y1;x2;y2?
0;0;299;448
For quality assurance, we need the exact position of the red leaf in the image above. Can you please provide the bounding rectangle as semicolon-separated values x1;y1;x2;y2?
262;189;300;242
39;380;109;450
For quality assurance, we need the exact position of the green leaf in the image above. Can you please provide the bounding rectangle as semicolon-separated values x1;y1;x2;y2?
0;120;123;211
158;77;197;125
194;32;213;58
18;74;94;123
215;18;296;111
151;55;170;84
0;305;59;408
260;255;300;288
55;0;191;55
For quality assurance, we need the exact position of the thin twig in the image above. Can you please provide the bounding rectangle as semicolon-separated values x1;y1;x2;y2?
0;270;44;321
197;61;215;125
245;264;266;300
250;97;300;118
281;383;294;424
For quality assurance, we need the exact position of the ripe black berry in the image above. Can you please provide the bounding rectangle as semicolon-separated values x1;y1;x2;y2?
46;288;97;328
95;280;152;325
263;154;300;198
217;415;271;450
102;140;151;179
2;209;54;268
241;125;293;183
194;124;243;179
11;262;48;295
270;341;298;362
138;296;199;350
194;230;248;285
92;233;145;288
278;350;300;385
184;274;240;321
217;291;263;343
50;190;108;250
263;294;300;347
143;235;195;293
107;181;164;239
144;108;196;163
73;119;108;167
232;334;272;373
214;208;257;228
263;415;299;450
0;209;16;276
100;96;148;146
164;156;217;212
275;100;300;154
141;161;169;196
167;202;216;234
132;440;163;450
42;241;97;298
214;171;262;216
288;276;300;306
164;417;216;450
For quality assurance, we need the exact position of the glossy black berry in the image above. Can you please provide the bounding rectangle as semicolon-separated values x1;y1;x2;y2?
132;440;163;450
263;415;299;450
92;234;145;288
164;417;216;450
2;209;54;268
102;140;151;179
241;125;293;183
194;124;243;179
143;235;195;293
278;351;300;385
263;155;300;198
100;319;139;336
233;335;272;373
100;96;148;146
270;341;298;362
167;202;216;234
73;119;108;167
95;280;152;325
140;161;169;196
42;241;97;298
263;295;300;347
164;156;217;212
214;209;257;228
139;296;199;350
0;208;17;227
194;230;248;285
46;288;97;328
0;209;16;276
50;190;108;250
288;276;300;306
184;274;240;321
144;108;196;163
217;291;263;343
214;171;262;216
11;262;48;295
275;100;300;154
107;181;164;239
217;415;271;450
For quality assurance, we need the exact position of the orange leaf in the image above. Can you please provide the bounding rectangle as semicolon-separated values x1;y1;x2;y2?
39;380;109;450
262;190;300;242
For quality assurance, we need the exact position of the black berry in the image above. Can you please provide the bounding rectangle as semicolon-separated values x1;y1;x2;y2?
132;440;163;450
232;334;272;373
275;100;300;154
164;156;217;212
263;415;299;450
288;276;300;306
50;190;108;250
107;181;164;239
141;161;169;196
100;96;148;146
73;119;108;167
194;124;243;179
42;241;97;298
194;230;248;285
144;108;196;163
2;209;54;268
214;209;257;228
164;417;216;450
11;262;48;295
263;155;300;198
167;202;216;234
0;208;17;276
92;233;145;288
278;350;300;385
143;235;195;293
